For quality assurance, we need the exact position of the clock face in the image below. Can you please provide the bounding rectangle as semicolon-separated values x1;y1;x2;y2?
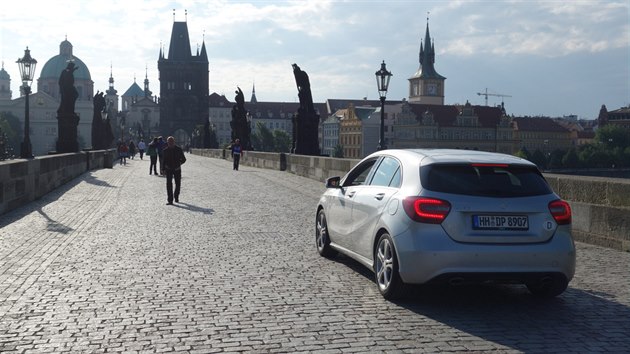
427;84;437;95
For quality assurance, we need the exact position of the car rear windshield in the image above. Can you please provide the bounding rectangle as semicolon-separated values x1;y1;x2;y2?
421;164;553;197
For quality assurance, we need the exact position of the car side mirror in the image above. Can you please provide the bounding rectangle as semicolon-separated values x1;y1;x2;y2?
325;176;341;189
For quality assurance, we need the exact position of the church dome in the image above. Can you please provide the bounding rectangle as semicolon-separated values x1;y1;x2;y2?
0;66;10;80
39;39;92;81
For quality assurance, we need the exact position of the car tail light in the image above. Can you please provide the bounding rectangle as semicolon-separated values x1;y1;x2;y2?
403;197;451;224
549;200;571;225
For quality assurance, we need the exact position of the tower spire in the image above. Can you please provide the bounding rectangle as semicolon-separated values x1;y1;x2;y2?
144;64;152;98
250;82;257;103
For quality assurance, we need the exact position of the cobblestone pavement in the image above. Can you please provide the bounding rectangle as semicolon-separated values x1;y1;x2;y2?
1;154;629;353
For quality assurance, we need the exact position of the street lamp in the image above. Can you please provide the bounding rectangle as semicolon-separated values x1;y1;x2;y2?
375;60;392;150
16;47;37;158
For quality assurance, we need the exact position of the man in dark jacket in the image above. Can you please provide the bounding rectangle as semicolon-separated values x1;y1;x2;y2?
163;136;186;205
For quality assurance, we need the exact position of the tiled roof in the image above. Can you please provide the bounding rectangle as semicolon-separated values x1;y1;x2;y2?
122;82;144;97
406;103;503;128
208;93;231;107
513;117;569;132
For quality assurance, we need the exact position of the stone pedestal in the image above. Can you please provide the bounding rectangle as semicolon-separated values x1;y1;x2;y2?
292;109;320;156
57;113;80;153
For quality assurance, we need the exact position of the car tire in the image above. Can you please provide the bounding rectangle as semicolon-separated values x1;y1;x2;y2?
374;233;404;300
316;210;337;258
526;276;568;298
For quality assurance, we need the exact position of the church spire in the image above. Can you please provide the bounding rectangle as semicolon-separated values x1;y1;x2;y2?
250;82;257;103
417;17;444;80
106;63;117;95
144;65;152;97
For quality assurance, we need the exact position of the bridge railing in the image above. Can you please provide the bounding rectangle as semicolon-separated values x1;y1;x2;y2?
193;148;630;252
0;149;116;216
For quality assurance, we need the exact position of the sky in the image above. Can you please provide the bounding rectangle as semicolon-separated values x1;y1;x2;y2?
1;0;628;119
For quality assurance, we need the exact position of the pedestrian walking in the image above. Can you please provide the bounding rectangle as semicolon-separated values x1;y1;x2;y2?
128;140;136;160
137;139;146;160
147;137;159;175
157;136;166;175
163;136;186;205
118;141;129;165
231;138;242;170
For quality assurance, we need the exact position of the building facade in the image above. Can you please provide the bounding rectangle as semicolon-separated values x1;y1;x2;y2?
392;101;515;153
512;117;573;154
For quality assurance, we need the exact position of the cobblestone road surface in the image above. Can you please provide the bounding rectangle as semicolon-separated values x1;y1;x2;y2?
1;154;629;353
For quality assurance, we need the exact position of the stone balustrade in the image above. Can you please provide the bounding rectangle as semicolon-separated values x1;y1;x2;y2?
0;149;115;215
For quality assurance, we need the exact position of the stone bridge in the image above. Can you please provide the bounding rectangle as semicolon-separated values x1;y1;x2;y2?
0;152;628;352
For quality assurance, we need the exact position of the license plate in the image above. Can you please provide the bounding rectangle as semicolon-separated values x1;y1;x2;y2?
472;215;529;230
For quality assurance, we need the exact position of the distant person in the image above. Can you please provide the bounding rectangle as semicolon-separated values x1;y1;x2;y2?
157;136;167;175
118;141;128;165
137;139;146;159
163;136;186;205
147;137;159;175
128;140;136;160
231;138;242;171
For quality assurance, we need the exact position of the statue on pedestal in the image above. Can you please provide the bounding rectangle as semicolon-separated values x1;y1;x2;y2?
230;87;251;150
91;91;114;150
291;64;320;156
56;61;80;153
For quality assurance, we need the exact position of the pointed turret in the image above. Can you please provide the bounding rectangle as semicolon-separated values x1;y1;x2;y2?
106;64;117;96
144;66;152;97
250;83;257;103
417;21;444;80
200;42;208;61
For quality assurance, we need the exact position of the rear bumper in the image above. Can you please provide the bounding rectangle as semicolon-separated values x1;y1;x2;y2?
394;228;576;285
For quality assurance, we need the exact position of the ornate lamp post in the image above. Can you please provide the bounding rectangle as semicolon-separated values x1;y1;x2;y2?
16;47;37;158
375;60;392;151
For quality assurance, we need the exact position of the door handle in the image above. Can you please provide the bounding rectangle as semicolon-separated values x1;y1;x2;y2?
347;191;356;198
374;193;385;200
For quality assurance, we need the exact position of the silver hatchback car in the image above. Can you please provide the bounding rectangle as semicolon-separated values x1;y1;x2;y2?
316;149;575;300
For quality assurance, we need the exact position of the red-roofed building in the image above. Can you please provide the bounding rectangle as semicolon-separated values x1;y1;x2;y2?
512;117;573;153
391;101;516;154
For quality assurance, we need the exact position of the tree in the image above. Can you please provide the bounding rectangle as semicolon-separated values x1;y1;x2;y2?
562;148;580;168
530;149;547;170
0;111;21;152
548;149;565;169
514;147;531;161
273;130;292;152
333;144;344;158
252;122;274;152
595;125;630;149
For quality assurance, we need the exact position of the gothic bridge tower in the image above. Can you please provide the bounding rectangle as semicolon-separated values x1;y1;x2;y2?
158;11;209;143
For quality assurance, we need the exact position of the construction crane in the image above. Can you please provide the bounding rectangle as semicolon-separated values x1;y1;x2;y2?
477;88;512;106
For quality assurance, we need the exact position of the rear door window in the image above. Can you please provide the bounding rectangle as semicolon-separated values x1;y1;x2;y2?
370;157;401;188
421;164;552;197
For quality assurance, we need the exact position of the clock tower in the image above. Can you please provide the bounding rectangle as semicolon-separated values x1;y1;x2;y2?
408;19;445;105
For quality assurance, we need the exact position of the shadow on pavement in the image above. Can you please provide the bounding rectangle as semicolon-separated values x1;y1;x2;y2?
328;252;630;352
37;209;73;234
83;173;115;188
173;202;215;215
